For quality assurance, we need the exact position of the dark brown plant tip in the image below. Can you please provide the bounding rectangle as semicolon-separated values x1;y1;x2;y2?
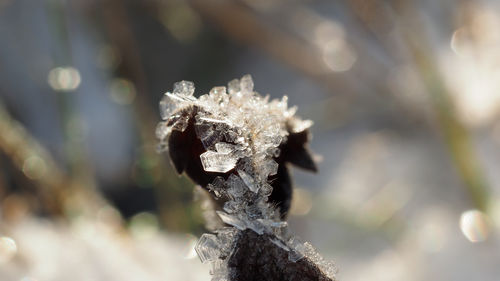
157;76;336;281
164;103;317;218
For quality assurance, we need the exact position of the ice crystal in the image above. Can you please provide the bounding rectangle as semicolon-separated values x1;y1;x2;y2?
157;75;336;281
237;169;258;193
195;233;220;263
200;150;238;173
173;80;195;96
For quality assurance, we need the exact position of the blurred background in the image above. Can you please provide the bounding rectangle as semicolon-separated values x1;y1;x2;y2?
1;0;500;280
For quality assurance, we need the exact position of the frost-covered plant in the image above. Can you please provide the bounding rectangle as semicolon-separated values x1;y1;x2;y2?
157;75;336;281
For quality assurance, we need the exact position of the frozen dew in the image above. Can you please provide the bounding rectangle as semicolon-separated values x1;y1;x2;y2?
225;174;247;199
207;176;227;198
270;237;289;251
209;86;228;102
183;234;200;260
227;79;240;95
210;259;228;279
159;85;196;120
290;119;313;133
173;80;195;96
237;169;259;193
47;66;81;91
198;128;220;149
195;233;221;263
288;250;304;263
0;236;17;263
156;75;333;279
159;93;180;120
322;261;338;280
261;159;278;178
200;150;238;173
159;93;176;120
171;115;190;132
215;228;237;254
215;142;236;154
216;211;247;231
240;74;254;94
246;220;265;235
260;183;273;197
460;209;490;243
288;236;307;257
223;200;242;214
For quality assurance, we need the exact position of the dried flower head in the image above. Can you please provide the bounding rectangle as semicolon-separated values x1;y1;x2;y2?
156;75;316;218
156;75;336;281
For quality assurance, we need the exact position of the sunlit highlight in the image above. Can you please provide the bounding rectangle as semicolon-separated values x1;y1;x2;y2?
47;67;81;92
459;209;490;243
322;39;357;72
0;236;17;263
183;234;199;259
444;5;500;126
450;28;469;57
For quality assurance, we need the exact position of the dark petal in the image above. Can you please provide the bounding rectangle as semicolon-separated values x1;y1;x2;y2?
286;147;318;172
168;107;229;188
168;129;188;174
268;164;293;219
279;129;318;173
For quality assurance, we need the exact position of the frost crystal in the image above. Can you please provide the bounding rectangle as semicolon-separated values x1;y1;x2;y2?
216;211;247;231
155;122;170;139
237;169;258;193
157;75;336;281
159;81;196;121
195;233;220;263
200;150;238;173
173;80;195;96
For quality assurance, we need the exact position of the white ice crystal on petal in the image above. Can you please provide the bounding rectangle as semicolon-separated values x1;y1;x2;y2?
159;80;196;121
237;169;258;193
215;142;237;154
155;122;170;139
270;237;290;251
289;118;314;133
200;150;238;173
159;94;177;120
195;233;221;263
173;80;195;96
239;74;254;95
216;211;247;231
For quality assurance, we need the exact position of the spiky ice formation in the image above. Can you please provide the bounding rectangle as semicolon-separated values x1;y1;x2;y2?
156;75;336;281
